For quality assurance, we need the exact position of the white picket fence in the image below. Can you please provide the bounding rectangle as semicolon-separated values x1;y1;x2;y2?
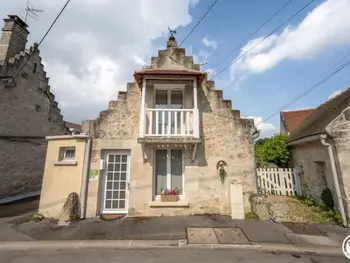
256;168;302;196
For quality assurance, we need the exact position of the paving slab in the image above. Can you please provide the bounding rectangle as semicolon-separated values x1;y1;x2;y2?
234;220;292;243
286;233;341;247
187;228;218;244
213;228;250;244
282;222;327;236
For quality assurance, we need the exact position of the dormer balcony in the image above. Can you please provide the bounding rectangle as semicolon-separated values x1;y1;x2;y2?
135;70;203;145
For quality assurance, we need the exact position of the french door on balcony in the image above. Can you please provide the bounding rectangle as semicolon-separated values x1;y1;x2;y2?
155;89;183;135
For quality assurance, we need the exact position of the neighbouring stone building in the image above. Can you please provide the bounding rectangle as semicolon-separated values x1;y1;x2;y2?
287;88;350;225
38;34;258;219
0;15;69;201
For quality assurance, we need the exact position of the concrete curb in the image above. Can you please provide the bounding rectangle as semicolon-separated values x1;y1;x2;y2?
259;243;343;257
0;240;344;257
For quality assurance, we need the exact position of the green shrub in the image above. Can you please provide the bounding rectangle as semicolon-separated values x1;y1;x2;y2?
245;211;259;220
334;213;343;225
321;188;334;210
321;209;335;218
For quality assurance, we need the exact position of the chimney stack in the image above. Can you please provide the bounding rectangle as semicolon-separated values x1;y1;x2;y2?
0;15;29;61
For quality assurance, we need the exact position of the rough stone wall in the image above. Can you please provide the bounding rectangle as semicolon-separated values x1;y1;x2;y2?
0;138;47;199
326;107;350;219
290;140;336;204
0;18;28;61
0;45;68;198
83;39;257;217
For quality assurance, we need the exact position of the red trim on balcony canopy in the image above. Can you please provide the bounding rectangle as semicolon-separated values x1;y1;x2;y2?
134;68;205;84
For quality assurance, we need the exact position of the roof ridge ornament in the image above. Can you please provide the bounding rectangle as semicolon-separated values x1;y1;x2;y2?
168;27;176;41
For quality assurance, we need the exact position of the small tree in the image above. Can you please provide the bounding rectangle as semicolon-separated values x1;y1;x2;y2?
255;133;291;168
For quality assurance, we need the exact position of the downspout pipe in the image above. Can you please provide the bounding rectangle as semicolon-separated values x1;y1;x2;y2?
252;130;261;193
320;133;348;226
80;137;92;219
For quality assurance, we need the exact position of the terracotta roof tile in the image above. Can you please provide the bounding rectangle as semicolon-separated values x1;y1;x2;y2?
288;87;350;142
281;109;315;134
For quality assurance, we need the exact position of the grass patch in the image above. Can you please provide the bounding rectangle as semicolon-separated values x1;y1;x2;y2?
245;211;259;220
293;195;343;225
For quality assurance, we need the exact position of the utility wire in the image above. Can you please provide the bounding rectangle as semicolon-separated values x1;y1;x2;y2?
170;0;219;58
256;55;350;127
11;0;72;80
208;0;293;75
208;0;315;81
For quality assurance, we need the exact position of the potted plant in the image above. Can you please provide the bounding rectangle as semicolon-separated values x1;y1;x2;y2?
160;188;179;202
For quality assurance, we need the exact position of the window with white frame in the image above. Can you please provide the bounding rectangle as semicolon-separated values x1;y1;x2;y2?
59;147;76;161
155;149;183;196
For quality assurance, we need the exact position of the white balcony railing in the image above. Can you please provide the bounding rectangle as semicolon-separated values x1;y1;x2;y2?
142;108;199;137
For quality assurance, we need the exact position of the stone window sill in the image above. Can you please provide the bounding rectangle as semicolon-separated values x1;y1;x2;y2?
54;160;77;166
149;200;189;208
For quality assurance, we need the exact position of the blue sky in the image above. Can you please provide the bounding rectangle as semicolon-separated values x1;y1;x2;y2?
166;0;350;137
1;0;349;137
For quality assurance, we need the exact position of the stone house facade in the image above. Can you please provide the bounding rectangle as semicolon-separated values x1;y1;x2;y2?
0;15;68;201
287;88;350;225
38;35;258;218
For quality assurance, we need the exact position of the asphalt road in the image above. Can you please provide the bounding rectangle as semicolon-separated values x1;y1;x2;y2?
0;249;348;263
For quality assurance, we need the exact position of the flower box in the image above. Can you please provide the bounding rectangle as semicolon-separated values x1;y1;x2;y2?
160;194;178;202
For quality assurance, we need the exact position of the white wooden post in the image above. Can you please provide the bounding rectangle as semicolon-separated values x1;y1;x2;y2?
155;110;159;135
139;76;146;138
168;111;171;135
193;78;199;138
180;111;184;135
148;110;153;135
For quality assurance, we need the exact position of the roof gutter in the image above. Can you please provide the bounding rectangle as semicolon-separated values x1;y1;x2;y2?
286;134;320;146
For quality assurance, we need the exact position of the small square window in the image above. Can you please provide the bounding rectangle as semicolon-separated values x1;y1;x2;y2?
59;147;76;161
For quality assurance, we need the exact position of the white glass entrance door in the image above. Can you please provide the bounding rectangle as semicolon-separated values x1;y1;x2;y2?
102;151;129;213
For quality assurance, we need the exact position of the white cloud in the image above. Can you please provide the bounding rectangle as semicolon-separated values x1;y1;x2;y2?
328;89;343;100
230;0;350;85
193;49;210;64
246;116;277;138
0;0;197;122
202;37;218;49
133;56;147;66
190;0;200;7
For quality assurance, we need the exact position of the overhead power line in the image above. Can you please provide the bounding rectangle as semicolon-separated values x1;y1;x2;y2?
256;55;350;127
208;0;294;75
11;0;72;81
208;0;315;81
170;0;219;58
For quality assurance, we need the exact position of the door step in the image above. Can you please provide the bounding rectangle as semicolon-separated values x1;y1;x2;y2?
100;214;126;221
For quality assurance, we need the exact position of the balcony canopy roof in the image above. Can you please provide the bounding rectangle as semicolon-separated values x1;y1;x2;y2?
134;68;205;84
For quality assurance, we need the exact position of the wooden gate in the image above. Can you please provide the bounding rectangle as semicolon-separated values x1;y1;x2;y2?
257;168;302;196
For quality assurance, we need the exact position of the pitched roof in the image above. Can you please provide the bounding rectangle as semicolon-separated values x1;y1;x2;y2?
288;87;350;143
281;109;315;134
64;121;82;131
